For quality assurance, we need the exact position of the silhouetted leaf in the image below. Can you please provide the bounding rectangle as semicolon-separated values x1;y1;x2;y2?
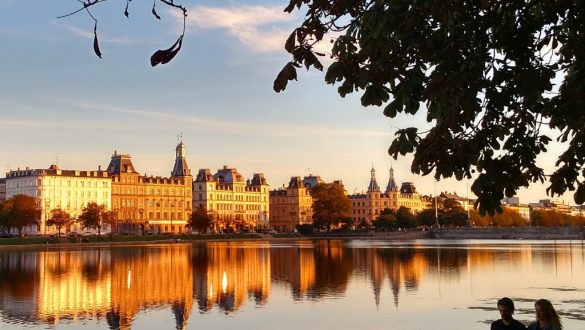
575;183;585;205
93;22;102;59
152;2;161;20
124;2;129;18
285;30;296;53
150;35;183;67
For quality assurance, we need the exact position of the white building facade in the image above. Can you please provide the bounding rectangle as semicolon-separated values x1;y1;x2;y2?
5;165;111;234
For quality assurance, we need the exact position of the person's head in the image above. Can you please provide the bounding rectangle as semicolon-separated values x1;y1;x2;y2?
534;299;562;329
497;297;515;321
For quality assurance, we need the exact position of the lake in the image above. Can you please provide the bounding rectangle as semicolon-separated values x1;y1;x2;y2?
0;240;584;329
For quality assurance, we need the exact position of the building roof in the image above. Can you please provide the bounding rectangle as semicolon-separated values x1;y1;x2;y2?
249;173;268;186
171;141;191;177
6;165;109;179
107;151;138;174
385;167;398;193
194;169;214;182
400;182;418;194
367;167;380;192
214;166;245;183
303;175;324;189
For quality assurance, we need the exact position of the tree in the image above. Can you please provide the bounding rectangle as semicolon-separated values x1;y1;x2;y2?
77;202;112;237
439;199;469;227
395;206;416;229
187;207;213;234
311;183;352;231
276;1;585;214
46;209;74;237
470;209;526;227
372;208;396;231
0;201;8;234
3;195;40;237
415;209;436;228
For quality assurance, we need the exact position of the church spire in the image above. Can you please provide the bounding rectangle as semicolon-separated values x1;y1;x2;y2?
171;139;190;177
385;166;398;193
367;165;380;192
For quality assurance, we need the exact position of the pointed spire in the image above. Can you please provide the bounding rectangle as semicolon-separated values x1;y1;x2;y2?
367;165;380;192
385;165;398;193
171;139;190;177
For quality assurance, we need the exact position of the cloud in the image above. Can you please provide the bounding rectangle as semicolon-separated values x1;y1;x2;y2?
53;22;134;45
183;5;296;53
64;99;389;138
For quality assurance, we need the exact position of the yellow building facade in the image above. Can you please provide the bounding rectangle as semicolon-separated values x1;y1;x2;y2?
107;141;192;234
349;167;424;225
192;166;269;232
269;176;313;231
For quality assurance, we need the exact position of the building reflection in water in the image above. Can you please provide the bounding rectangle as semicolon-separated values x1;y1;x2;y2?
192;242;271;314
0;241;584;328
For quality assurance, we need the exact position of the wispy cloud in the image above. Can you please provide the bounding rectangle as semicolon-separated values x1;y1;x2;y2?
53;22;134;45
182;5;296;53
66;100;389;138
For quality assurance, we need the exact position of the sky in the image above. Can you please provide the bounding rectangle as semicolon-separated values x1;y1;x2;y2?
0;0;575;205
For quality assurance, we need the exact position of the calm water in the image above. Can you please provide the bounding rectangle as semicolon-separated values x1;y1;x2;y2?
0;240;584;330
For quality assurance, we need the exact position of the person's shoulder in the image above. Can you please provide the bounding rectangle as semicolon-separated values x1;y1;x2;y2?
526;322;537;330
490;319;502;330
511;319;527;329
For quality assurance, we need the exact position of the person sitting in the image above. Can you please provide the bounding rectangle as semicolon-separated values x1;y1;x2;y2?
527;299;562;330
491;297;527;330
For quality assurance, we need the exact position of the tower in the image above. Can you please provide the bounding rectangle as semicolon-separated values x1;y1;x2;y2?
367;166;380;192
385;166;398;193
171;140;191;177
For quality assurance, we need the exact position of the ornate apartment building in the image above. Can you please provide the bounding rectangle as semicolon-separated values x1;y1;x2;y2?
107;141;193;234
349;167;424;224
192;166;269;232
4;165;111;234
269;176;313;231
0;178;5;202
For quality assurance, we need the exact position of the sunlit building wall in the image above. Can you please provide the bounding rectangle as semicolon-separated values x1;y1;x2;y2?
350;166;424;224
108;141;193;234
269;176;313;231
193;167;270;231
5;166;111;234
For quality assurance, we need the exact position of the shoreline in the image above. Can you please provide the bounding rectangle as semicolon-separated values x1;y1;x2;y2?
1;228;584;251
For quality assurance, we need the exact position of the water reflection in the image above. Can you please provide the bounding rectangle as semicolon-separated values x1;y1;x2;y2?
0;240;584;329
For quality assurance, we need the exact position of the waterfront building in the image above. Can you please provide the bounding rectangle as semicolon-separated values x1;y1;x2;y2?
5;165;111;234
0;178;5;202
349;166;424;225
500;197;530;222
192;166;269;232
269;176;313;231
107;141;193;234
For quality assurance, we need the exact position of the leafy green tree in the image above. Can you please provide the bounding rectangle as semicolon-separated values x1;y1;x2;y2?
395;206;416;229
372;208;396;231
311;183;352;231
187;207;213;234
276;1;585;214
439;199;469;227
4;195;40;237
415;209;437;227
470;209;526;227
77;202;112;237
46;209;74;237
0;201;8;234
296;223;314;235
